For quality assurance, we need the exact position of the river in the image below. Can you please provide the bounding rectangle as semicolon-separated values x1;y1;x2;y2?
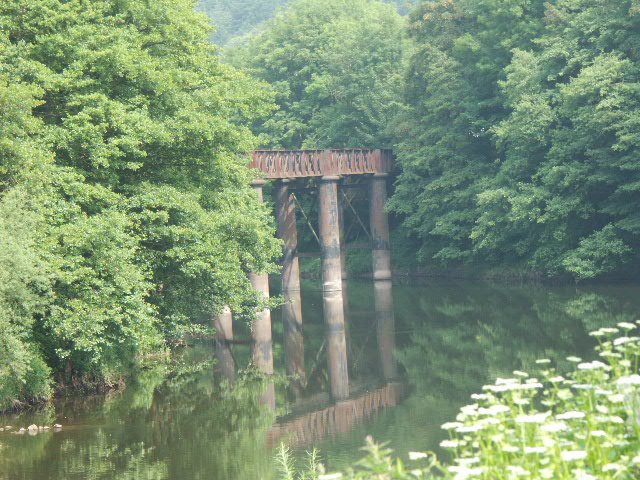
1;279;637;479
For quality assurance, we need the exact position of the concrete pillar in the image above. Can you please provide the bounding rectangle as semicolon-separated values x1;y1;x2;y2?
275;180;306;388
212;306;236;382
369;174;392;280
319;175;349;401
250;179;275;409
374;280;398;381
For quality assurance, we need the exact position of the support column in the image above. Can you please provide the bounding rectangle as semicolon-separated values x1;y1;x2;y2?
319;175;349;401
275;180;305;389
369;174;392;280
374;280;398;381
250;179;275;409
212;306;236;382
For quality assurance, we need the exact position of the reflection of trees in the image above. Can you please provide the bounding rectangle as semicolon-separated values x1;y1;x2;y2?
0;351;276;480
386;283;640;455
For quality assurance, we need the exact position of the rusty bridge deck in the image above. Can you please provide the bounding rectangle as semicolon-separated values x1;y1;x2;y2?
251;149;392;179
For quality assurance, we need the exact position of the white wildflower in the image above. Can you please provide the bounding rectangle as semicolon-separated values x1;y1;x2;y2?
539;468;554;479
513;370;528;377
470;393;489;401
536;359;551;364
608;394;625;403
524;446;546;454
617;375;640;386
447;466;483;478
556;411;585;420
506;465;530;476
577;361;609;371
478;405;510;416
600;328;619;334
549;376;565;383
602;463;623;472
502;445;519;453
567;356;582;362
560;450;587;461
595;389;613;396
617;322;636;330
515;412;551;424
614;336;639;346
442;422;463;431
456;425;484;434
590;430;606;437
574;471;596;480
408;452;428;461
541;421;568;433
440;440;460;449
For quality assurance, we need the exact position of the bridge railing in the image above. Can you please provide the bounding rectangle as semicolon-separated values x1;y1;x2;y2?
251;149;392;179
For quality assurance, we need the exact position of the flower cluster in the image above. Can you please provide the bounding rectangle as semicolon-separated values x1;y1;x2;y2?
436;321;640;479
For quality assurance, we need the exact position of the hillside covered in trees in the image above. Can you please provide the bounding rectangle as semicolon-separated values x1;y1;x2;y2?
1;0;640;410
230;0;640;281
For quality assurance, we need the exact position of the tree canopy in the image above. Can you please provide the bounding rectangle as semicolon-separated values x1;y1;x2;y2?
0;0;280;409
389;0;640;280
229;0;406;149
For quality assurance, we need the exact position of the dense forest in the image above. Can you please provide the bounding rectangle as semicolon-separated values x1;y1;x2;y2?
0;0;280;410
1;0;640;409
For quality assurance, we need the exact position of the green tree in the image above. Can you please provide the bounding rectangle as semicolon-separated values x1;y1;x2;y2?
475;0;640;279
231;0;406;149
389;0;548;265
0;0;280;406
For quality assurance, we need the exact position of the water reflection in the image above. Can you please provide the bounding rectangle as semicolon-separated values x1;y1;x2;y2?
2;281;640;479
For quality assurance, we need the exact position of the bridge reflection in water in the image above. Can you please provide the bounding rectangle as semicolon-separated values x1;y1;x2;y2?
267;382;405;449
214;274;405;448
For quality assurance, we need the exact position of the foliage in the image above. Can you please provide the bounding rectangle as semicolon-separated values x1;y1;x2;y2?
389;0;548;265
0;0;280;408
390;0;640;281
230;0;406;149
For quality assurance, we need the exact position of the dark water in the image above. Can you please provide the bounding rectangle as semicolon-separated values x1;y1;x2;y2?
1;280;639;479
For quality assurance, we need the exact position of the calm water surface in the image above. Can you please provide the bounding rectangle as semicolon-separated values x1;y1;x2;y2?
1;280;639;479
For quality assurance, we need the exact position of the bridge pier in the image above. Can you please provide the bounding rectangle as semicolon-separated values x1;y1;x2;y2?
250;179;275;409
319;175;349;401
369;174;392;281
276;180;305;390
369;173;397;380
212;306;236;382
